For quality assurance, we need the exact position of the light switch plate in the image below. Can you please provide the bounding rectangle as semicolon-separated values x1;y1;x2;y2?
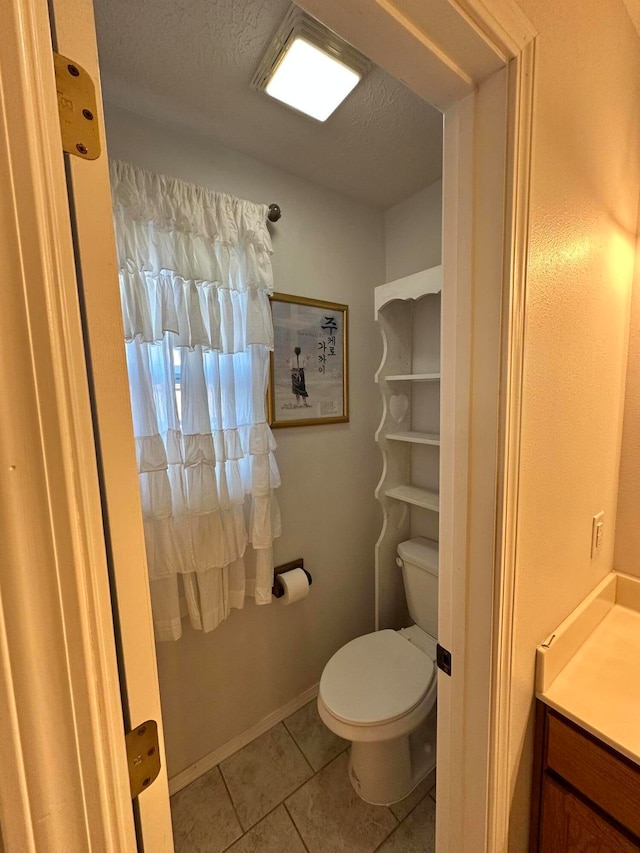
591;511;604;558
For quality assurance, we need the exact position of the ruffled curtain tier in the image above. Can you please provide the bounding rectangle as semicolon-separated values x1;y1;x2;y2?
111;160;281;641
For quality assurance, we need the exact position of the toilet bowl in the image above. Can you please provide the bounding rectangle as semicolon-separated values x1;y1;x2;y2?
318;537;439;806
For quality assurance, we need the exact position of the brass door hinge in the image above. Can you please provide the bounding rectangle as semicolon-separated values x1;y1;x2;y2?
53;52;101;160
125;720;161;798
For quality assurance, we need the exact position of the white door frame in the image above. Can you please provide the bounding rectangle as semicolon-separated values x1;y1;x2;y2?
47;0;175;846
0;0;535;850
0;0;140;850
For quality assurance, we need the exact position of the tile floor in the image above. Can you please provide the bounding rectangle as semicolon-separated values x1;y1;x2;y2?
171;699;436;853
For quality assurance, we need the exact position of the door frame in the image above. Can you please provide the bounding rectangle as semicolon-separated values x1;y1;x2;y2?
0;0;535;850
0;0;140;850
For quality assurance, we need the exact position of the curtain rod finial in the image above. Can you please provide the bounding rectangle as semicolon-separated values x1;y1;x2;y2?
268;203;282;223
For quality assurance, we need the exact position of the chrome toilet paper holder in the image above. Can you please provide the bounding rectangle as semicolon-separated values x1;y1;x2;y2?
272;558;313;598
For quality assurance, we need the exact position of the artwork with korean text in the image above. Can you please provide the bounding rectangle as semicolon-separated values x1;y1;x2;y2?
268;294;349;427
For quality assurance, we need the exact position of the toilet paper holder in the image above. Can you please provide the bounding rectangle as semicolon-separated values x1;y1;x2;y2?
272;558;313;598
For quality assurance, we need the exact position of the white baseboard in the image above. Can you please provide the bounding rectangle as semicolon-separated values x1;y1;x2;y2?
168;682;320;796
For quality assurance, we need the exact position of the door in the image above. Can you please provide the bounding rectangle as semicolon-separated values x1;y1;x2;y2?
46;0;175;849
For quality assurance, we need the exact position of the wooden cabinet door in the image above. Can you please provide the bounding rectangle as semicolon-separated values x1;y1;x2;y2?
541;776;640;852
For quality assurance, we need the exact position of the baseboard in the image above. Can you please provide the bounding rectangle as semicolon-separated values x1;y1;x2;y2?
168;682;320;795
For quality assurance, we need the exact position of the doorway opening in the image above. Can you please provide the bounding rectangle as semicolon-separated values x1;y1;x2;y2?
95;1;444;848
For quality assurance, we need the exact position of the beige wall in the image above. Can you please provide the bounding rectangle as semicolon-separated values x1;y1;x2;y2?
615;212;640;577
105;104;385;776
508;0;640;847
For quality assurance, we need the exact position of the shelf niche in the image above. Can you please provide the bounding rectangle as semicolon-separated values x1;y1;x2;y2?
374;265;442;631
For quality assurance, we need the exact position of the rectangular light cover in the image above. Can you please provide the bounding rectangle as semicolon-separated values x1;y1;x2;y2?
265;36;362;122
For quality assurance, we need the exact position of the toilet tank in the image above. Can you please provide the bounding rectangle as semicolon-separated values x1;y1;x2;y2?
397;537;439;637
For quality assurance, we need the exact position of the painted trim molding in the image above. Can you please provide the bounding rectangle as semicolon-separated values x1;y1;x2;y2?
0;0;136;849
486;37;537;853
168;684;320;796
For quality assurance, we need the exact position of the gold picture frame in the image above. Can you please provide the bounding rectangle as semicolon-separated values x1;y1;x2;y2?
268;293;349;428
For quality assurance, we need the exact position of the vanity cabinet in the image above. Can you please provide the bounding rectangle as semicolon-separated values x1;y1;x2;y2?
373;266;441;630
531;701;640;851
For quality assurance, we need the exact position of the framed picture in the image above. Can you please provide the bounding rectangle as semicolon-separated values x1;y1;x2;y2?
268;293;349;428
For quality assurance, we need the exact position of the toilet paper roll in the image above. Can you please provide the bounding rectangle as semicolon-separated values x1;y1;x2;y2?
276;568;310;605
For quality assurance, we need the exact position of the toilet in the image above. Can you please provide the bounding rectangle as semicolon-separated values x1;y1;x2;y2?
317;537;439;806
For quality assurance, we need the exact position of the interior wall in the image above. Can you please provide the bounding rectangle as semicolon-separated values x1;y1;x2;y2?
386;180;443;570
614;202;640;577
104;103;386;776
384;179;442;281
371;182;443;629
508;1;640;848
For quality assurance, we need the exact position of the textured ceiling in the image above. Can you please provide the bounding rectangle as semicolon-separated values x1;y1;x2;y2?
94;0;443;210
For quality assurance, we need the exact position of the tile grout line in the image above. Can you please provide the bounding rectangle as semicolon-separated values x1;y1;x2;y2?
371;783;438;852
280;753;335;809
177;708;425;853
283;800;312;853
284;750;399;853
220;701;346;823
227;799;311;853
282;701;351;775
216;767;246;852
217;722;317;838
390;780;435;823
282;751;365;851
280;719;317;777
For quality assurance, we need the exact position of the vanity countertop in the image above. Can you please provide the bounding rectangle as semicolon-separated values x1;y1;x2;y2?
535;571;640;766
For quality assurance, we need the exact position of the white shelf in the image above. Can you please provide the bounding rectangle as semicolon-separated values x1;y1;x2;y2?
374;265;443;315
383;373;440;382
386;431;440;446
384;485;440;512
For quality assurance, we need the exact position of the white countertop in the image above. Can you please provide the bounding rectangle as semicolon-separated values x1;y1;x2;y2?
536;572;640;766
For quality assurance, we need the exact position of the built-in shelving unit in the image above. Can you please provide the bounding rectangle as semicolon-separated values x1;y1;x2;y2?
382;373;440;383
374;265;442;631
384;485;440;511
386;431;440;446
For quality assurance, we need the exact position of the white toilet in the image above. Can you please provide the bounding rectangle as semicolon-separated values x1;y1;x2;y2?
318;537;439;806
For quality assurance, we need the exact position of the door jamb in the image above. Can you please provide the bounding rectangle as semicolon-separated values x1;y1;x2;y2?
0;0;137;849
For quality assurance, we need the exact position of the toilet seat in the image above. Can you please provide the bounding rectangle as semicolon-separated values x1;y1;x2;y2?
319;629;436;727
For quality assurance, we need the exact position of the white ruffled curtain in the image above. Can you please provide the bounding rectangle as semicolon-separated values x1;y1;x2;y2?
110;160;281;642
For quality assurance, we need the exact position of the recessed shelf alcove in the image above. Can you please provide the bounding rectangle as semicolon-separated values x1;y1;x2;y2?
374;265;442;630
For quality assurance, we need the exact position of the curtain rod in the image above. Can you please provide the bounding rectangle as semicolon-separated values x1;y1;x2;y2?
268;203;282;223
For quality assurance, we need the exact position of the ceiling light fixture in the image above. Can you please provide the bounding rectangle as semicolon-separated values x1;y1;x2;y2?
252;7;370;122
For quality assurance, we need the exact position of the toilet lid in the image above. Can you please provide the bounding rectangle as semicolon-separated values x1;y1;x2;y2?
319;630;435;726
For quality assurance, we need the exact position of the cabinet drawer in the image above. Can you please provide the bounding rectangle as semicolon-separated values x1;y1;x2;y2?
546;712;640;839
541;775;640;852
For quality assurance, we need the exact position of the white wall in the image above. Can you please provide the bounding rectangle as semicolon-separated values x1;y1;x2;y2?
507;1;640;847
385;180;442;545
384;180;442;282
378;182;443;625
104;104;386;776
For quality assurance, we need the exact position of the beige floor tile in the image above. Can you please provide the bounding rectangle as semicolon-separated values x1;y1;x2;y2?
225;805;306;853
389;769;436;822
284;699;348;771
376;794;436;853
285;752;397;853
171;766;242;853
220;723;313;830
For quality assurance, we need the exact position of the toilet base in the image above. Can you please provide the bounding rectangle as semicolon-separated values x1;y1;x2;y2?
347;706;437;806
